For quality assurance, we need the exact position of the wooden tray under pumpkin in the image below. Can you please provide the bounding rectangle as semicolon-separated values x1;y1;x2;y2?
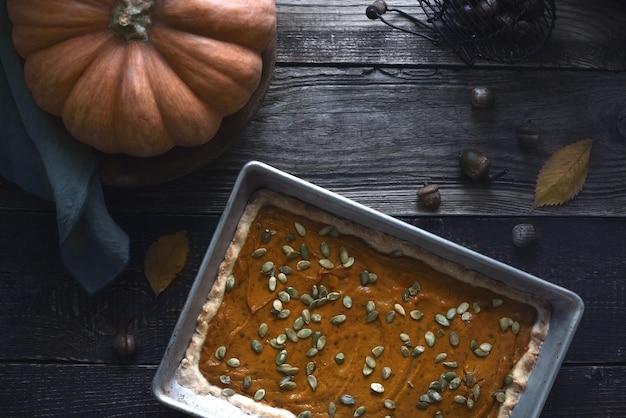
96;39;276;188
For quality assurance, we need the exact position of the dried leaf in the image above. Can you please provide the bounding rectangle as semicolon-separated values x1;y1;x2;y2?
533;139;594;209
144;231;189;297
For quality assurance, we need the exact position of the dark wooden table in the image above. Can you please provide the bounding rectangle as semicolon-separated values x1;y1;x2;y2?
2;0;626;416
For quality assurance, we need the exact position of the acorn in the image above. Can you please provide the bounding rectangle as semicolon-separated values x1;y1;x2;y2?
459;148;508;183
512;223;538;248
471;86;495;108
416;183;441;211
517;119;540;149
114;333;138;357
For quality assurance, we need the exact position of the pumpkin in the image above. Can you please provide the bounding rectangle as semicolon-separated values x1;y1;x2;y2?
7;0;277;157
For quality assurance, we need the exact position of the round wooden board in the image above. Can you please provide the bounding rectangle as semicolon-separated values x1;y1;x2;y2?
96;38;277;188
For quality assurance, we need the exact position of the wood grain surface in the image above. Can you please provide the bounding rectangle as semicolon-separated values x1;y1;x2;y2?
1;0;625;417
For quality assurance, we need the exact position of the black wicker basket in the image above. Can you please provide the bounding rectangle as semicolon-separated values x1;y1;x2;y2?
366;0;556;65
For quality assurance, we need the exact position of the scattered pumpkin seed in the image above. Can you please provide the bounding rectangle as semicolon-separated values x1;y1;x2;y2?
343;295;353;309
296;260;310;271
428;390;442;402
294;222;306;237
416;401;430;410
317;335;327;351
254;388;266;401
286;286;300;299
354;405;366;417
466;372;474;386
443;361;458;368
261;261;275;275
467;397;475;409
306;361;315;375
473;383;481;400
365;300;376;313
242;375;252;390
275;349;288;365
318;225;334;236
328;401;337;417
279;379;297;390
412;345;426;357
311;313;322;323
461;311;472;322
339;246;349;264
386;311;396;323
221;388;235;397
226;358;240;368
449;331;459;347
511;321;520;334
394;303;406;316
297;328;313;339
372;345;385;358
365;355;377;369
382;366;392;379
434;410;444;418
473;348;490;357
494;390;507;403
384;398;396;409
425;331;435;347
446;307;457;320
320;242;330;258
479;342;493;353
268;276;277;292
251;339;263;353
225;275;235;292
330;314;347;325
300;243;310;261
342;256;355;268
278;290;291;303
219;375;231;385
340;394;356;406
278;309;291;319
366;310;379;323
449;376;462;390
492;298;504;307
457;301;470;314
454;395;467;404
215;346;226;360
360;271;370;286
410;310;424;320
307;374;318;391
399;333;411;343
503;374;514;386
285;328;298;342
400;346;411;357
306;347;319;357
362;363;374;376
473;302;481;313
335;352;345;364
301;309;311;324
277;272;289;283
319;258;334;269
276;334;287;345
434;352;448;363
435;313;450;327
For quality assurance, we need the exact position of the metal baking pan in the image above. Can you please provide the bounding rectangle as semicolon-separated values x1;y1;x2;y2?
152;160;584;418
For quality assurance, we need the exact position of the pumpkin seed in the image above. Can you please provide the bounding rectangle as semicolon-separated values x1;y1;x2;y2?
402;288;410;302
503;375;514;386
494;390;506;403
330;314;347;325
320;242;330;258
473;348;490;357
446;307;457;320
428;390;442;402
286;286;300;299
412;345;425;357
362;363;374;376
281;245;296;257
466;397;475;409
466;372;474;386
278;309;291;319
294;222;306;237
394;303;406;316
368;272;378;283
435;313;450;327
268;276;277;292
225;275;235;292
297;328;313;339
293;316;304;331
343;295;353;309
454;395;467;404
449;331;459;347
215;346;226;361
410;309;424;320
343;256;355;268
492;298;503;307
306;361;315;375
416;401;430;410
372;345;385;358
386;311;396;323
339;394;356;406
219;375;231;385
461;311;472;322
425;331;435;347
300;243;310;261
279;265;293;275
335;352;345;364
306;347;319;357
318;225;334;236
301;309;311;324
296;260;310;271
434;352;447;363
384;398;396;409
365;355;377;369
319;258;334;269
400;346;410;357
275;349;288;365
473;383;481;400
328;401;337;417
261;261;275;275
473;302;481;313
226;358;240;368
251;339;263;353
511;321;520;334
221;388;235;397
354;405;366;417
339;246;349;264
382;366;392;379
307;374;318;391
449;376;462;390
285;328;298;342
360;271;370;286
311;313;322;323
277;364;300;376
443;361;458;368
242;375;252;389
368;382;384;394
434;410;443;418
272;299;283;313
429;380;444;392
457;301;470;314
479;342;493;353
366;310;379;323
276;334;287;345
279;379;297;390
278;290;291;303
316;335;327;351
254;388;266;401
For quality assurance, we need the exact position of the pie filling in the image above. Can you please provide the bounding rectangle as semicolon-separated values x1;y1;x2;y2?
177;190;550;418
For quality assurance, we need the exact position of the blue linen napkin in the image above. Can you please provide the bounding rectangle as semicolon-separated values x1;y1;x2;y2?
0;3;129;294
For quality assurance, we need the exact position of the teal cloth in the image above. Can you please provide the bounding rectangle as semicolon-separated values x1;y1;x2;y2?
0;3;129;294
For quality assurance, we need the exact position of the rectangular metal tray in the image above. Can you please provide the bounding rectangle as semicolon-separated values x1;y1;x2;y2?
152;160;584;418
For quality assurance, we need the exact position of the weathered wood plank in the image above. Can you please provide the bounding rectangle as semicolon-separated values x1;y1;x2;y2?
274;0;626;70
0;363;624;417
1;213;624;364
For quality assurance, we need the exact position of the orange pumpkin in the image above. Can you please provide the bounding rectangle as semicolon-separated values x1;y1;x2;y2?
7;0;277;157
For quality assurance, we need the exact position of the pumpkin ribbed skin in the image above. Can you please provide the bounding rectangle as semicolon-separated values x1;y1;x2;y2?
7;0;277;157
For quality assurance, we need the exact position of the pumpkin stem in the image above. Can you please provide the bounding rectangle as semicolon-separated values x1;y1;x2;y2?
110;0;154;42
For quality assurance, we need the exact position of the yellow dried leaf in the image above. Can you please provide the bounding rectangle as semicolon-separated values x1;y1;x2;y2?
144;231;189;297
533;139;594;209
